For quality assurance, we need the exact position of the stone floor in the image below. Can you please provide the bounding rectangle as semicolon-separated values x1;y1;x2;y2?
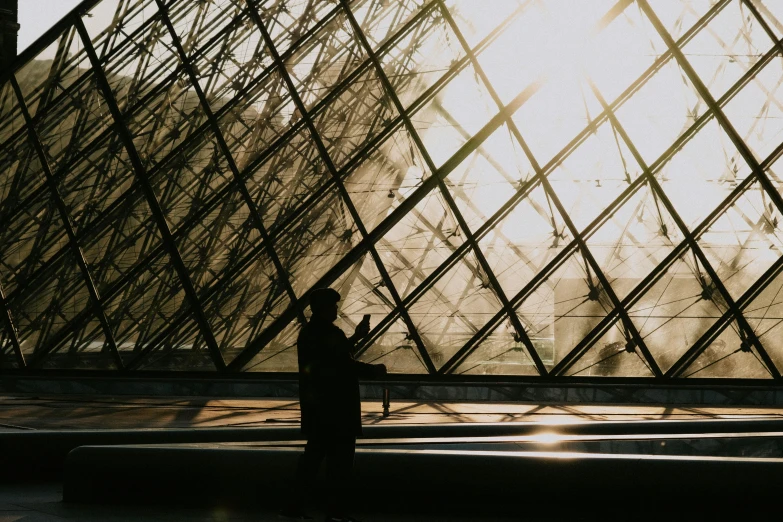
3;394;783;431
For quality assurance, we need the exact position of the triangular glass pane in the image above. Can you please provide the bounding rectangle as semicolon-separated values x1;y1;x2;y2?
628;251;728;373
379;188;464;299
682;321;774;379
698;182;783;300
357;317;428;374
40;319;116;371
564;320;654;377
135;316;216;371
744;269;783;374
656;119;751;230
516;248;614;369
587;181;681;301
407;251;503;371
446;123;535;233
244;320;300;372
452;316;540;376
344;126;431;233
548;120;642;231
479;183;570;299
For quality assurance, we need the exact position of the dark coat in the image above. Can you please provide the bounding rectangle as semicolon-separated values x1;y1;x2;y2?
297;318;378;439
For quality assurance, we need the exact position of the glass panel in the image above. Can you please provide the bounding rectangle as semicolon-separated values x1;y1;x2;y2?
203;250;290;365
564;320;654;377
547;121;642;231
444;0;526;49
697;182;783;300
379;7;466;110
515;248;612;369
478;183;570;299
284;8;368;111
220;69;300;172
446;123;534;233
150;130;235;232
189;12;274;113
407;251;503;370
0;132;49;224
134;315;215;371
615;58;705;165
0;81;25;146
344;126;431;233
332;253;396;337
9;253;92;360
105;254;189;362
0;195;69;297
753;0;783;38
684;0;775;99
80;188;162;296
745;269;783;373
587;182;682;301
175;188;261;293
313;68;398;170
411;64;497;167
125;73;208;169
277;189;360;297
683;321;773;378
357;317;428;374
167;0;245;57
243;320;300;372
627;251;728;373
57;133;136;234
379;188;464;299
15;26;92;119
453;316;540;376
651;0;725;41
351;0;430;51
244;126;330;235
252;0;338;55
655;118;751;230
723;56;783;163
39;319;116;371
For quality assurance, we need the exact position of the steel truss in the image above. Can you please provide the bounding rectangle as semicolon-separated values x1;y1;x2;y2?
2;0;783;380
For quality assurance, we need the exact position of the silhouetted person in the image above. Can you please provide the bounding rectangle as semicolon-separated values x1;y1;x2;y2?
281;287;387;522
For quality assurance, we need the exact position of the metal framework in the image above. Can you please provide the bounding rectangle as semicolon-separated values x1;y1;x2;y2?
3;0;783;379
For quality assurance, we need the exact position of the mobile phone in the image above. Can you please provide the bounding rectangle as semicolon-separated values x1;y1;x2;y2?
361;313;371;324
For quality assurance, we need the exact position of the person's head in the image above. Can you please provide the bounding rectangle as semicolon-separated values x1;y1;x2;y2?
308;287;340;322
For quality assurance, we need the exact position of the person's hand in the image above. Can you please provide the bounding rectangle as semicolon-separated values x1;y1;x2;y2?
374;364;387;377
354;318;370;340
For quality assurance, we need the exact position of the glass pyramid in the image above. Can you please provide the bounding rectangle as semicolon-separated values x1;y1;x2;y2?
3;0;783;379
